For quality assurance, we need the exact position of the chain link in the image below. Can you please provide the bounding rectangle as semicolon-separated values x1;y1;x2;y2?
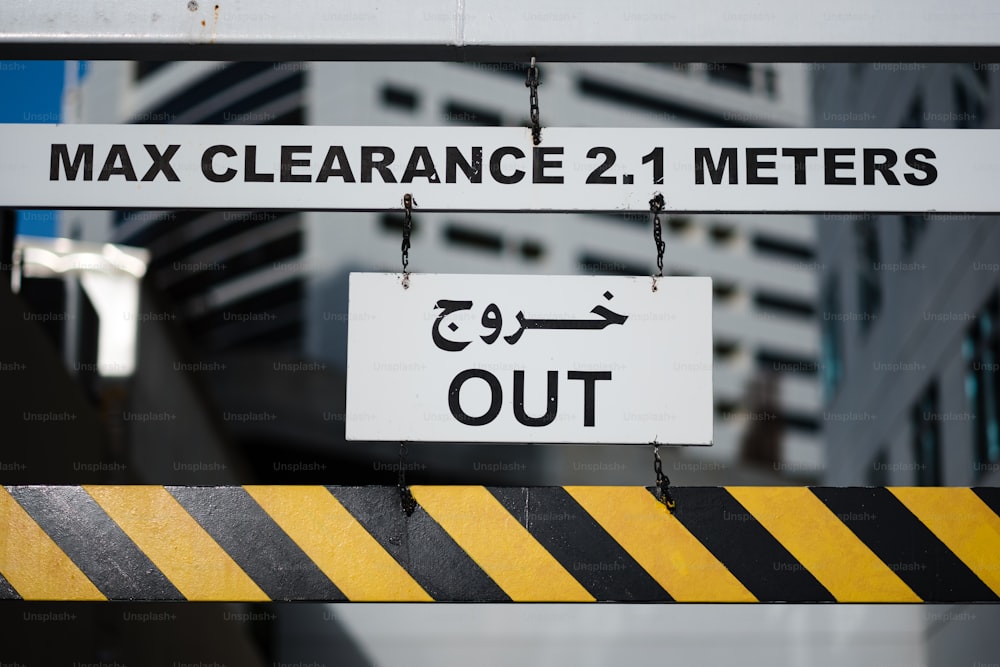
401;193;414;288
653;444;676;512
525;57;541;145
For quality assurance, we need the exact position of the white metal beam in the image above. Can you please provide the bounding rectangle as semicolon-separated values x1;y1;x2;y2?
1;0;999;61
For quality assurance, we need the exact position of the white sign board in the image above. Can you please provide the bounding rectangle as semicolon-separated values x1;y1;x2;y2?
1;124;999;212
345;273;712;444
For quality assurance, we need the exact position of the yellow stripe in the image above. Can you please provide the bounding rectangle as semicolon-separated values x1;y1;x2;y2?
567;486;755;601
0;486;104;600
890;487;1000;597
412;485;594;601
85;485;268;601
728;487;920;602
244;485;432;601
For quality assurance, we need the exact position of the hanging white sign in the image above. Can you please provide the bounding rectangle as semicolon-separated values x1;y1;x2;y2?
1;124;998;212
345;273;712;444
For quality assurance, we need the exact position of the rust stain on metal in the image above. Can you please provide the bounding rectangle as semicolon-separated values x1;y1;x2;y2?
191;2;219;43
210;3;220;44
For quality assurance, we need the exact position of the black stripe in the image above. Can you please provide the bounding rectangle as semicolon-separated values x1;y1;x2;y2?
0;571;20;599
6;486;182;600
667;487;835;602
489;486;670;601
330;486;509;602
814;487;999;602
973;486;1000;518
167;486;344;601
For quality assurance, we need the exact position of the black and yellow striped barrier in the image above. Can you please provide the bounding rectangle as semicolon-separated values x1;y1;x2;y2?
1;485;998;602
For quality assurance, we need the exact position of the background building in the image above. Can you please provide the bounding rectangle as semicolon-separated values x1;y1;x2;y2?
815;63;1000;483
815;62;1000;665
64;60;822;486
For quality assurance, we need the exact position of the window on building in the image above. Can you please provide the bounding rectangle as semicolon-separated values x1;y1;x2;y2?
434;222;545;263
134;62;169;81
753;292;815;320
715;400;740;421
380;85;419;112
706;63;752;90
755;350;819;376
868;449;889;486
265;107;305;125
911;382;942;486
953;79;984;129
576;76;750;127
812;67;830;113
131;62;305;126
519;240;545;262
820;274;844;400
782;412;820;434
456;62;528;80
763;66;778;98
443;223;503;254
667;216;693;235
854;216;882;334
713;281;739;302
379;212;420;237
964;293;1000;477
901;95;924;129
752;235;815;263
578;253;648;276
708;223;737;245
442;101;502;126
714;340;740;361
970;63;990;89
900;214;928;256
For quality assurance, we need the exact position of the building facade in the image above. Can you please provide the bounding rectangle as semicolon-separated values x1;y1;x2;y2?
814;62;1000;666
65;60;821;483
815;62;1000;488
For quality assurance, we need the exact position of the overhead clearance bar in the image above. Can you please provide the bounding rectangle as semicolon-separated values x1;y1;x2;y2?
2;485;999;603
1;0;999;61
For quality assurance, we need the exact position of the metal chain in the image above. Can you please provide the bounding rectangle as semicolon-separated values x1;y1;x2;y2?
525;57;541;145
398;442;416;516
650;193;665;278
653;444;676;512
401;193;414;288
